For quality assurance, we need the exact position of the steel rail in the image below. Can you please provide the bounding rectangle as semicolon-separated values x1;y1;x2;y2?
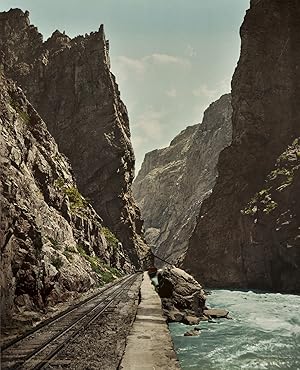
1;274;130;352
1;274;140;370
32;274;138;370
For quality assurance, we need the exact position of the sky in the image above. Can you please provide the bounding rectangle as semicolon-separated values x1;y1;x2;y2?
1;0;250;172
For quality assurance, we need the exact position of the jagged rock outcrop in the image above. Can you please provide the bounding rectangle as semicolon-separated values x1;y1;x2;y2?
0;73;131;324
133;94;232;264
184;0;300;292
0;8;149;267
156;267;206;324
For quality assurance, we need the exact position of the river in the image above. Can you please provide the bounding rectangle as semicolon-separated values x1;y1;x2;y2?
169;289;300;369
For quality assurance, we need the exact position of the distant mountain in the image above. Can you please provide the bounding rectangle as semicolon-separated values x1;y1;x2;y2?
133;94;232;264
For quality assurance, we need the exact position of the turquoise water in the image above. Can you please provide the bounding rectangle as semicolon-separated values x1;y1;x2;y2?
169;290;300;370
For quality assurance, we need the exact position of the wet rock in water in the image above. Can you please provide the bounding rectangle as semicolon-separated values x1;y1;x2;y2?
182;315;200;325
168;309;184;322
184;329;200;337
203;309;229;319
157;267;206;324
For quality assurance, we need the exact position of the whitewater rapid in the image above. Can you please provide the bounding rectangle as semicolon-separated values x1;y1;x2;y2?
169;289;300;369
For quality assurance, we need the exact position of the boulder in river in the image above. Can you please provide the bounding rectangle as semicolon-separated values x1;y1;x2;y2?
184;329;201;337
203;308;229;319
156;267;206;324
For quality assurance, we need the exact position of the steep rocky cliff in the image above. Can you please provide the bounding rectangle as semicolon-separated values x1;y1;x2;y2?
0;8;149;267
240;138;300;291
183;0;300;292
133;94;232;264
0;73;131;324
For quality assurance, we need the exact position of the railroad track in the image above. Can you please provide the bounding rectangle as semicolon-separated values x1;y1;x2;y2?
1;273;140;370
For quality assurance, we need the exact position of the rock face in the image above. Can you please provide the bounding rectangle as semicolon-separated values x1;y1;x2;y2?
0;9;149;267
133;94;232;264
0;74;131;323
183;1;300;292
239;139;300;291
156;267;206;324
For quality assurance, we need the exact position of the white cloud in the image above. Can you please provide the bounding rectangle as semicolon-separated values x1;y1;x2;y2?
112;52;191;82
112;56;146;82
166;88;177;97
117;56;145;74
132;134;147;151
192;84;217;99
134;108;164;142
186;44;197;57
218;76;231;94
192;77;231;101
191;77;232;124
144;53;191;68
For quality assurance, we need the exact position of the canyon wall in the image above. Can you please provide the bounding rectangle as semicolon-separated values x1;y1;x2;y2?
0;74;131;323
133;94;232;264
183;0;300;292
0;9;149;267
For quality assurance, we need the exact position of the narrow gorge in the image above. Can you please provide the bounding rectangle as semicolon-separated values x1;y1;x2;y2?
1;1;299;369
135;0;300;293
133;94;232;265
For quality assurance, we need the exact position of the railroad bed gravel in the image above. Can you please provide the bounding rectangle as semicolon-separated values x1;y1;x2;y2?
44;274;143;370
1;278;130;348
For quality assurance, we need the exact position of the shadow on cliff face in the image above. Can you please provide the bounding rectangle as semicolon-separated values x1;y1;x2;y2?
0;8;150;270
183;0;300;292
0;73;133;328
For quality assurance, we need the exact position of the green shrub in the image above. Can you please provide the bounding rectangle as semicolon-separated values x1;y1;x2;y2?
64;186;88;210
102;227;119;248
10;99;30;124
76;244;87;257
54;180;88;211
86;255;102;274
75;244;123;283
101;271;115;284
242;187;277;216
54;177;65;189
109;266;123;278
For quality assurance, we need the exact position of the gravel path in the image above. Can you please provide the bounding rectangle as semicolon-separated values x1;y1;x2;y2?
45;274;143;370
